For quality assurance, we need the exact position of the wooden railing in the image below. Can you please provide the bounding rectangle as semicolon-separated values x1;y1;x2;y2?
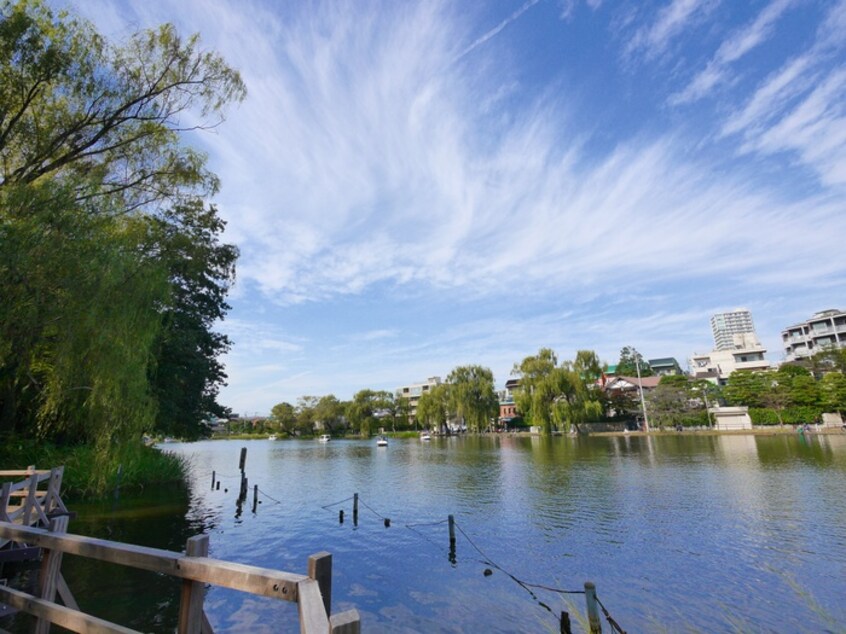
0;520;360;633
0;467;70;525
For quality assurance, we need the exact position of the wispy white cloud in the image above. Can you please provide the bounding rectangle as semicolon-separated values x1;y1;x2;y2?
70;0;846;412
625;0;719;61
671;0;797;104
720;0;846;185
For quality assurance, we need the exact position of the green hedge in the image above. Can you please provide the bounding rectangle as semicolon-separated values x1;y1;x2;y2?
748;407;822;425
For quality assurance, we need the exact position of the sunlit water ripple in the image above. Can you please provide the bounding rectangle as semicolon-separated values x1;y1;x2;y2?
57;433;846;633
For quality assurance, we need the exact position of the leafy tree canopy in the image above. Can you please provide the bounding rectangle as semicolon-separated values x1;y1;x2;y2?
616;346;653;377
446;365;498;433
0;0;245;462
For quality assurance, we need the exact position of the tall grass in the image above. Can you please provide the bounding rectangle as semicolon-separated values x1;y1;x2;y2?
0;435;188;499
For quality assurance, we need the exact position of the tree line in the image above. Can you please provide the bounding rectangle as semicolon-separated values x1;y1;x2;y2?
265;351;611;437
0;0;245;465
264;347;846;437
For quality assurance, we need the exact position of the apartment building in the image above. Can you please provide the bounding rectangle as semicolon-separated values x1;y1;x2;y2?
395;376;442;421
690;310;769;383
782;309;846;361
711;309;757;351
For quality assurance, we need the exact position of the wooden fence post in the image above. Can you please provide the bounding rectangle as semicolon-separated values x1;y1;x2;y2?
34;515;69;634
330;609;361;634
22;467;38;527
178;534;210;634
584;581;602;634
307;552;332;617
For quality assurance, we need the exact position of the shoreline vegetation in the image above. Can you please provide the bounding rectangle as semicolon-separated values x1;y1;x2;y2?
4;424;839;501
0;437;189;500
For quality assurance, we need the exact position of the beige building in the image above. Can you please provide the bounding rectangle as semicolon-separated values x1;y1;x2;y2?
782;309;846;361
396;376;441;421
690;310;769;383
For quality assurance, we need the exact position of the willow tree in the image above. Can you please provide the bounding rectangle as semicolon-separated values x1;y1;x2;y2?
0;0;245;463
513;348;559;435
514;349;604;435
416;383;450;431
446;365;498;433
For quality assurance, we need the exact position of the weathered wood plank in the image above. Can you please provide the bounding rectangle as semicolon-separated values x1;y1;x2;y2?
178;534;209;634
35;516;69;634
57;573;80;611
0;470;51;477
0;545;40;563
330;609;361;634
0;585;140;634
297;579;329;634
0;523;306;601
308;552;332;617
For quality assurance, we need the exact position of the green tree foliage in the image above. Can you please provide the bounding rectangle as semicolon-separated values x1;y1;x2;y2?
549;367;603;434
513;348;558;434
416;383;449;430
147;201;237;439
346;389;392;437
616;346;653;377
723;371;769;408
387;396;411;431
295;396;319;435
819;372;846;414
446;365;498;433
270;402;296;434
513;349;603;435
0;0;245;477
645;383;690;428
314;395;345;432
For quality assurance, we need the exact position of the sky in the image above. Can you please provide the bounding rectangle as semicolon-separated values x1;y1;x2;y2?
62;0;846;415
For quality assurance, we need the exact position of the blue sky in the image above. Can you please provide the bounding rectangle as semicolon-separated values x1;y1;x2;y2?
65;0;846;415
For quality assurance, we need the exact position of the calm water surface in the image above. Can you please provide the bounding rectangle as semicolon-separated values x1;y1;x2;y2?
61;434;846;632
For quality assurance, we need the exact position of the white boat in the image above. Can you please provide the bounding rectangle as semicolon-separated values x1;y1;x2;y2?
376;435;388;447
318;434;331;443
419;432;431;441
268;434;277;441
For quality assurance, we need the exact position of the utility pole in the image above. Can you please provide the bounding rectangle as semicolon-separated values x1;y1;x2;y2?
634;349;650;432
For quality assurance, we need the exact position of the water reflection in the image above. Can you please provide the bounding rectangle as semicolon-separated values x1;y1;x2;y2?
7;434;843;633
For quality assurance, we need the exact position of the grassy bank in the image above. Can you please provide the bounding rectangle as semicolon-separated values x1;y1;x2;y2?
0;436;189;500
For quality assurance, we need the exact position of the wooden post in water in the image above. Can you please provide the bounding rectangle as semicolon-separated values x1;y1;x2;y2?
448;515;456;545
238;447;248;505
308;552;332;617
252;484;258;513
330;609;361;634
584;582;602;634
178;534;209;634
211;471;216;490
353;493;358;525
560;611;572;634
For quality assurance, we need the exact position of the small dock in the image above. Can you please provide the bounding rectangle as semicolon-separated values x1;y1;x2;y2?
0;467;360;633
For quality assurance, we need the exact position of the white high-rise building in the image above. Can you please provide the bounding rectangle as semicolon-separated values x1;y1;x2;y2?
690;309;769;383
711;309;759;350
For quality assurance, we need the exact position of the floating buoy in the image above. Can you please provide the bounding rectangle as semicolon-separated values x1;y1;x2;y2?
484;568;493;577
384;518;391;528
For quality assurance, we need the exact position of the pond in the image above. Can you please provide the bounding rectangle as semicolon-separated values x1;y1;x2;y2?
50;433;846;632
